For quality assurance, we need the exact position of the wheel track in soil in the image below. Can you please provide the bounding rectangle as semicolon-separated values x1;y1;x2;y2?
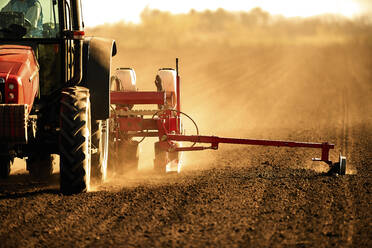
0;194;62;238
228;50;306;246
333;82;355;247
304;46;356;246
341;45;372;246
230;45;365;247
2;194;81;247
195;47;298;245
34;192;131;248
243;47;312;244
87;177;209;247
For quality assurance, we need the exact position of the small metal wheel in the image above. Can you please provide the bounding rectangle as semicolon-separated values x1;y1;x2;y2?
329;153;347;175
338;153;346;175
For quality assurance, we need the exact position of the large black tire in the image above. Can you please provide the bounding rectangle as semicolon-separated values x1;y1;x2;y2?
27;154;54;180
59;87;91;195
91;119;109;183
0;156;13;179
154;142;168;173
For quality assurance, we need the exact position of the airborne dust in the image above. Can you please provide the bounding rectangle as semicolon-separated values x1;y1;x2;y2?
84;8;372;186
10;7;371;183
2;8;372;247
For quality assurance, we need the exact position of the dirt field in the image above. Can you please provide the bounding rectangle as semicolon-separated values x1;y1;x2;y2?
1;43;371;247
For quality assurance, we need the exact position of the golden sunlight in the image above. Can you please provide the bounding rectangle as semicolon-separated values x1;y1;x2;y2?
259;0;361;18
82;0;365;27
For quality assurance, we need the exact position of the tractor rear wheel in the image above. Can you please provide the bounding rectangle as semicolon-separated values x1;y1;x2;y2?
0;156;13;179
59;87;91;195
91;119;109;183
27;154;54;180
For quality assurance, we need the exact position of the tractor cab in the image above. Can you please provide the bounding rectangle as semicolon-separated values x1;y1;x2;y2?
0;0;84;97
0;0;60;39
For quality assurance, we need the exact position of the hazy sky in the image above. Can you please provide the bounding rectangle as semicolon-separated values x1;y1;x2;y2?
82;0;371;27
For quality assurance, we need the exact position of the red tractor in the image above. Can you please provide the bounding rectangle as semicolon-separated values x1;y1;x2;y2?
0;1;346;196
0;0;116;194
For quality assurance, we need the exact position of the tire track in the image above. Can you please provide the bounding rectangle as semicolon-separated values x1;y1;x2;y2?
0;194;62;248
86;175;207;247
336;54;356;246
8;193;115;248
0;188;61;234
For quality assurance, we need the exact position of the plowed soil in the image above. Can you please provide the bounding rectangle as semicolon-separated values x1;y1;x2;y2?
1;44;371;247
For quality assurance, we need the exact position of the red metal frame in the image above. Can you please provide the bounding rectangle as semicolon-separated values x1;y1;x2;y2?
116;118;160;132
165;134;334;164
111;91;166;105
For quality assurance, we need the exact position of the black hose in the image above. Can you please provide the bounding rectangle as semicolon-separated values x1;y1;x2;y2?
151;109;200;147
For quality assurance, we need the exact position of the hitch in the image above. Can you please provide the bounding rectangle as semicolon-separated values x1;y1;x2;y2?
164;134;346;175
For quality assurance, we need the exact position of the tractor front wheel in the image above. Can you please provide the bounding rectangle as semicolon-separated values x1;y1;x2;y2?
59;87;91;195
91;119;109;183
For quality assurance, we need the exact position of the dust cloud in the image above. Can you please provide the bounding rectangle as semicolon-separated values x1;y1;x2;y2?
85;7;372;182
13;8;371;180
86;7;371;134
12;8;371;181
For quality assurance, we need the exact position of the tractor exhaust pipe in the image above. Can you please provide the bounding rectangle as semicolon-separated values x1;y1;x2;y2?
68;0;84;86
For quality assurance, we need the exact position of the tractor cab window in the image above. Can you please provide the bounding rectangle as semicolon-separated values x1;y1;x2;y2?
0;0;60;39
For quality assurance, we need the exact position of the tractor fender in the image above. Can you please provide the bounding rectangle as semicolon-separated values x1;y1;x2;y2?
82;37;117;120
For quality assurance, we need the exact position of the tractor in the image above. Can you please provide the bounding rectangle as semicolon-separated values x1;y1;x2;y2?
0;1;346;196
0;0;116;194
